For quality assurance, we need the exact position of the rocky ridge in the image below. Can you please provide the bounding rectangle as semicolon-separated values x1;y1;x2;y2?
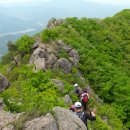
0;107;87;130
29;40;79;73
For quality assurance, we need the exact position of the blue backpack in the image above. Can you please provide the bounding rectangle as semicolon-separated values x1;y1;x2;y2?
75;87;79;94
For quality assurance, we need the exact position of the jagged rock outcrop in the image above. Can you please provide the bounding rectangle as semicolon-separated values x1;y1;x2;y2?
13;55;21;65
1;107;87;130
29;40;79;73
31;41;40;49
47;18;64;29
0;74;10;93
53;58;72;73
46;54;57;69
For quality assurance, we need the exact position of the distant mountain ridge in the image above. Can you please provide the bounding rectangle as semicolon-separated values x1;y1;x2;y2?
0;0;124;57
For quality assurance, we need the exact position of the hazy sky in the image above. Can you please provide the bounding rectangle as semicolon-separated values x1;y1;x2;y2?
0;0;130;6
0;0;50;5
0;0;130;55
0;0;129;18
84;0;130;6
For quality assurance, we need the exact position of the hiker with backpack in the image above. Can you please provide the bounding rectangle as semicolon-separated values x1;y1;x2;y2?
73;83;81;98
81;92;89;111
74;102;96;130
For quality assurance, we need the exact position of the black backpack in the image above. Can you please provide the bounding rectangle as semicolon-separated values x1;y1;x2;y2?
76;111;84;118
75;112;87;125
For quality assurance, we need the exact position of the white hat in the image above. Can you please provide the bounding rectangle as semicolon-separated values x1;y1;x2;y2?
74;102;82;108
74;83;78;87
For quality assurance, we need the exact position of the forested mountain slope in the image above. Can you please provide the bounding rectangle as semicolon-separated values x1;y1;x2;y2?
0;9;130;129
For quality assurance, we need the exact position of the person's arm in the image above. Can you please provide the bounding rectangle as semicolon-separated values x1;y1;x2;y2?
85;111;96;121
87;93;89;99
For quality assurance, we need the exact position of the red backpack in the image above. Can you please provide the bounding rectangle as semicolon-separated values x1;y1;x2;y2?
82;93;89;103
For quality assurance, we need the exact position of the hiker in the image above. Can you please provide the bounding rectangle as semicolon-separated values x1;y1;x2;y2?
80;92;89;111
73;83;81;98
74;102;96;130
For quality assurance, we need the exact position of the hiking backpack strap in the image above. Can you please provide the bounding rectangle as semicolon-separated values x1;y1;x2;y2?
75;112;84;119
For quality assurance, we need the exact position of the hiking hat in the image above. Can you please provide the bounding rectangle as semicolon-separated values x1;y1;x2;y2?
74;83;78;87
74;102;82;108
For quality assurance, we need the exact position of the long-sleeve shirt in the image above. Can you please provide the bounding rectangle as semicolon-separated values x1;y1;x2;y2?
76;111;96;126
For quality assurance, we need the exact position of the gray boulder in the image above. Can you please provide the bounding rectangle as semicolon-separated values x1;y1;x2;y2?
29;47;47;70
39;43;47;50
53;107;87;130
0;110;16;130
29;40;80;72
69;49;80;60
0;106;88;130
46;45;56;54
34;58;46;70
24;113;58;130
31;41;39;49
0;74;10;93
46;54;57;69
69;57;79;66
2;125;15;130
63;95;72;105
31;47;46;58
54;58;72;73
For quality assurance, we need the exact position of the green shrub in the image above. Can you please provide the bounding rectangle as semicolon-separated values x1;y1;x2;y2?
57;48;69;59
1;66;65;114
16;35;35;54
41;29;59;42
91;116;111;130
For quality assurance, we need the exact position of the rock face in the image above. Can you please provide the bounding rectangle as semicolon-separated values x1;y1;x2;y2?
47;18;64;29
0;107;87;130
29;40;80;73
0;110;15;130
53;107;87;130
63;95;72;105
53;58;72;73
24;113;58;130
0;74;10;93
0;98;4;110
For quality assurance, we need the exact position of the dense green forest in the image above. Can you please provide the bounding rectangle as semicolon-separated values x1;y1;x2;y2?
0;9;130;129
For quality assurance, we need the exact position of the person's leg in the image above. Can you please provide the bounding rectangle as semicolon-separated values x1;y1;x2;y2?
84;103;87;111
82;102;86;111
